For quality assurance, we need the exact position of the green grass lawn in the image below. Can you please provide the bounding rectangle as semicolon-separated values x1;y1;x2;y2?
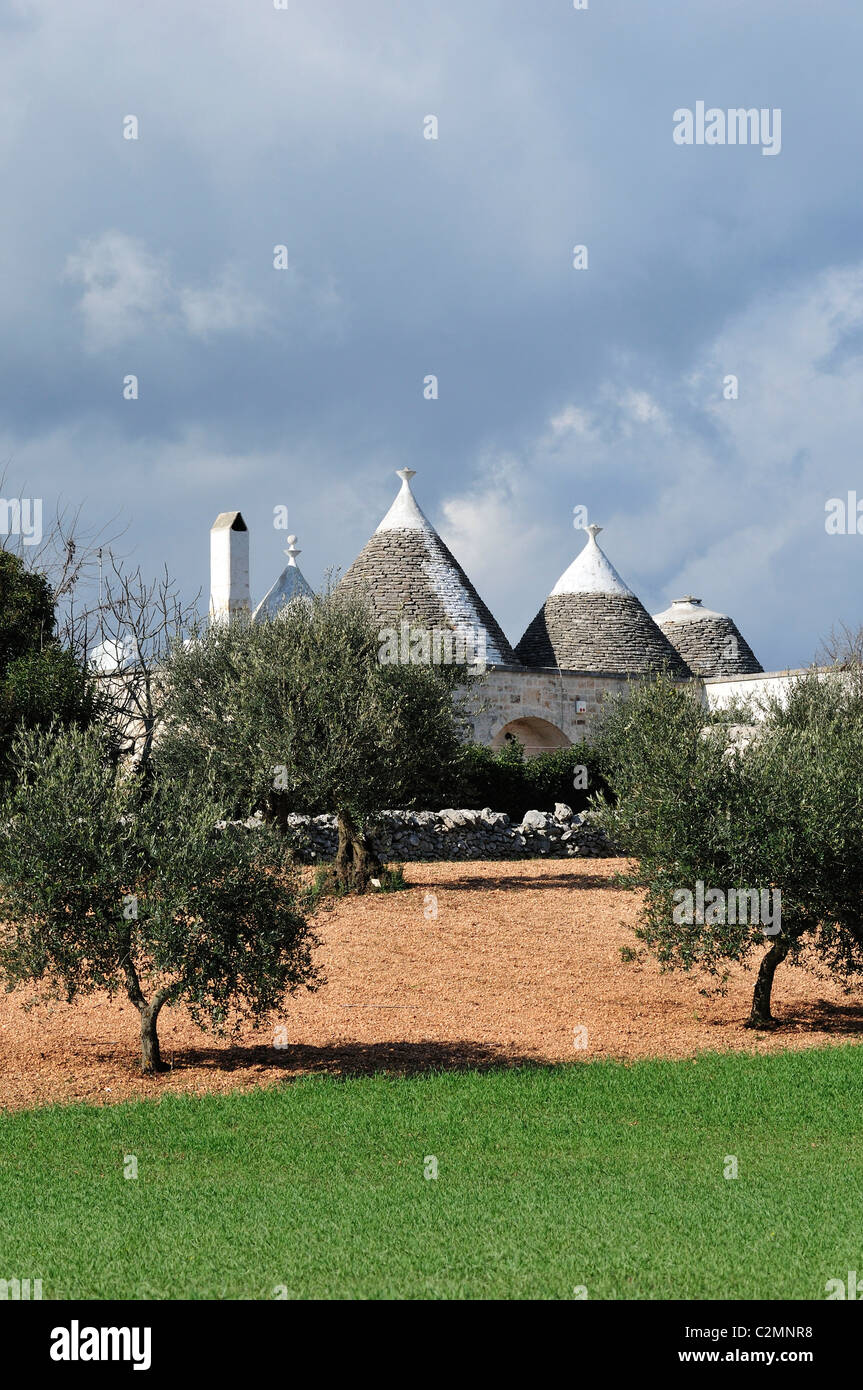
1;1046;862;1299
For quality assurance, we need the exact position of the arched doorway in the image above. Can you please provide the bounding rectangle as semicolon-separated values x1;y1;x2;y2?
491;716;571;758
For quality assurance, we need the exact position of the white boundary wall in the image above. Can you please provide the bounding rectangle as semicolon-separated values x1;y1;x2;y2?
702;668;818;716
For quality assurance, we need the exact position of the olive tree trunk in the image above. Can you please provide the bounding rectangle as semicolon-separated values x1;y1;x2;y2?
745;937;791;1029
121;950;173;1073
139;1001;168;1074
335;808;383;893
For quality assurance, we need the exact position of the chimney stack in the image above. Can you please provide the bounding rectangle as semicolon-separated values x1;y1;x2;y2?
209;511;250;622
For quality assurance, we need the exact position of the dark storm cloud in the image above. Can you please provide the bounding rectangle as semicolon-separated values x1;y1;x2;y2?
0;0;861;666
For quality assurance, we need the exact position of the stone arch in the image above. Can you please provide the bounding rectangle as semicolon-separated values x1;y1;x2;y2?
490;714;572;758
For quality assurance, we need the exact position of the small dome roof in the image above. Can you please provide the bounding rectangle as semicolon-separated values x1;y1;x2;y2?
516;525;691;675
652;596;762;677
252;536;313;622
338;470;518;665
88;635;140;672
652;595;727;625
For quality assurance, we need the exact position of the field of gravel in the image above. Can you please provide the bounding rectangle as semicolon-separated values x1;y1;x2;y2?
1;858;861;1110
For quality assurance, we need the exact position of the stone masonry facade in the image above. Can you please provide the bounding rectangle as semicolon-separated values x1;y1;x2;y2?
465;665;633;747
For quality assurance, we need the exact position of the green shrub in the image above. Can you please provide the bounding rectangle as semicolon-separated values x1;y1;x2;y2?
0;551;101;785
413;739;609;820
0;645;101;780
0;550;54;668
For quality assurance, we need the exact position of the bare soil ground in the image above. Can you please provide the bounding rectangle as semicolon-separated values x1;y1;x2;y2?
1;859;861;1111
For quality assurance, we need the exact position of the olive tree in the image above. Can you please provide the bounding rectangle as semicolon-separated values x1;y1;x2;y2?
593;668;863;1028
158;590;471;891
0;724;319;1072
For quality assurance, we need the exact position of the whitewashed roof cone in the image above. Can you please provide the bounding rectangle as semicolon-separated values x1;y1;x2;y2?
376;468;432;533
88;634;140;673
516;525;691;675
252;534;314;622
652;596;762;677
338;470;517;665
551;523;633;597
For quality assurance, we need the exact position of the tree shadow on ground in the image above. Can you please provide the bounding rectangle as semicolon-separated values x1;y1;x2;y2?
770;999;863;1034
416;870;628;894
163;1039;556;1078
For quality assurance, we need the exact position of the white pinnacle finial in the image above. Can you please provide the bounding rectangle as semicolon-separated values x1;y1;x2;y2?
550;520;632;596
376;468;431;533
284;534;300;566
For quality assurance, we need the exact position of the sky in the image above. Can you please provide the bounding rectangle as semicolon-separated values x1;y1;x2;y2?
1;0;862;669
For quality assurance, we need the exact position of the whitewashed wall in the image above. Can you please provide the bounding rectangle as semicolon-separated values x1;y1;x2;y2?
701;668;814;716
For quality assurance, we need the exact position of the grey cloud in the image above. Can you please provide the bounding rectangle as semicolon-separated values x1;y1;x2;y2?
0;0;860;671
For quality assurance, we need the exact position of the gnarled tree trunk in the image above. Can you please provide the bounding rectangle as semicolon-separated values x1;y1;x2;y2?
139;1002;168;1074
335;808;383;893
121;944;172;1073
745;937;791;1029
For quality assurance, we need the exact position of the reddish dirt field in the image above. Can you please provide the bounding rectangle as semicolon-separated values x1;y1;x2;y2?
2;859;862;1111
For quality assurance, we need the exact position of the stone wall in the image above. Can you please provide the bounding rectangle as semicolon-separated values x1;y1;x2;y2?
248;803;615;862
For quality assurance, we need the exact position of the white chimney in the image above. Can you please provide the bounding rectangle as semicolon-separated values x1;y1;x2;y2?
209;511;250;623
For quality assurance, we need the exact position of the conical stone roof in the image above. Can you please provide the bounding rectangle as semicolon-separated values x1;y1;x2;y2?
515;525;691;675
252;536;313;622
652;596;762;677
338;470;518;665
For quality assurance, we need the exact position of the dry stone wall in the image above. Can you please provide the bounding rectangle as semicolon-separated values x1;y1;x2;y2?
263;803;615;862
